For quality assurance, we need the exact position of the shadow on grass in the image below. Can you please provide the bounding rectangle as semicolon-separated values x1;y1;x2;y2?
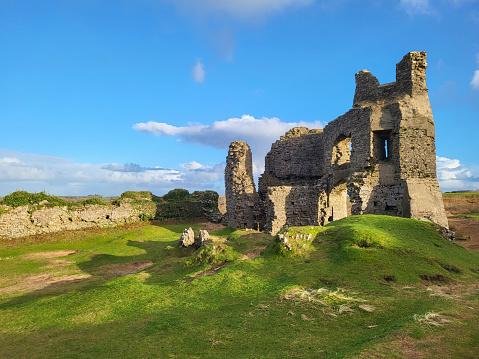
0;236;195;309
0;226;272;310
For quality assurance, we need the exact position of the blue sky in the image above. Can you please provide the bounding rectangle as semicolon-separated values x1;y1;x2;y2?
1;0;478;196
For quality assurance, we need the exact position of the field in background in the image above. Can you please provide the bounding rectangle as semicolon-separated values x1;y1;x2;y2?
443;191;479;251
0;215;478;358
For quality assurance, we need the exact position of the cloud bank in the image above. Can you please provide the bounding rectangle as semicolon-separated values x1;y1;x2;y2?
0;150;476;196
0;152;223;196
134;115;323;168
437;156;479;191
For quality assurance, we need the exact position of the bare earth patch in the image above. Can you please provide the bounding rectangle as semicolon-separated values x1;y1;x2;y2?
242;248;264;260
0;273;91;295
448;217;479;250
198;222;226;232
23;250;77;260
99;261;153;277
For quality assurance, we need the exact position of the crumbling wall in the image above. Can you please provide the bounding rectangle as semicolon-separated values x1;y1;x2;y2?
224;141;262;229
265;185;322;234
225;51;448;234
262;127;323;181
0;203;146;239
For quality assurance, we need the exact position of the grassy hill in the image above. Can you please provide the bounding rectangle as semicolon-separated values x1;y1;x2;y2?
0;215;478;358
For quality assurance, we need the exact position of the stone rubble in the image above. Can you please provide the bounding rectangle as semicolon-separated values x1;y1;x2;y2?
179;227;195;247
195;229;210;248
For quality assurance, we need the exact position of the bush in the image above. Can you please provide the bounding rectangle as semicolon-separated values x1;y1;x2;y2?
1;191;67;208
163;189;190;202
81;196;109;206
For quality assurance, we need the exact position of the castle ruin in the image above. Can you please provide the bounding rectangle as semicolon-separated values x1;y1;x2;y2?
225;51;448;234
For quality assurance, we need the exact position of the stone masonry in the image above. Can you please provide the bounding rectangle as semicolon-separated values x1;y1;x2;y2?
225;141;262;229
0;202;150;239
225;51;448;234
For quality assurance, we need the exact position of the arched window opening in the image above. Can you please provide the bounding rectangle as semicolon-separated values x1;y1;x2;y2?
331;135;352;166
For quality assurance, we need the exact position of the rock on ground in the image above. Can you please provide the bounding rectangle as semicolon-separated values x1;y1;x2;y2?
179;227;195;247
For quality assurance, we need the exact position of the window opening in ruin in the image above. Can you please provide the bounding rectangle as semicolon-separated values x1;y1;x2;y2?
331;135;352;166
374;130;392;161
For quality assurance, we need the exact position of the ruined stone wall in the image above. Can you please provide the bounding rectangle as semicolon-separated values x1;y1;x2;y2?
0;203;148;239
225;141;262;229
321;109;372;182
264;185;322;234
263;127;323;180
225;51;448;234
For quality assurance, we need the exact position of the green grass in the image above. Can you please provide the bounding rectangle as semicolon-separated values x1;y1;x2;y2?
0;215;478;358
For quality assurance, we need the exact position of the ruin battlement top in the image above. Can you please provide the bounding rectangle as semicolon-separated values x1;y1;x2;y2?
353;51;428;106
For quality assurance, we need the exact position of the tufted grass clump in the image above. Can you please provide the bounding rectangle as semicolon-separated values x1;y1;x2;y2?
186;242;239;267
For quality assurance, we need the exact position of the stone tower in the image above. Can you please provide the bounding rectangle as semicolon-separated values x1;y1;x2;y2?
224;141;261;229
351;51;447;228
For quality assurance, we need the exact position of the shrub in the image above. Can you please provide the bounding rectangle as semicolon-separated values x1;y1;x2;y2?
138;213;154;221
163;189;190;202
1;191;67;208
81;196;109;206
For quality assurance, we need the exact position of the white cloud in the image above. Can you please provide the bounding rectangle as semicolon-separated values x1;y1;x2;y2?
471;70;479;89
173;0;314;19
182;161;204;170
0;151;224;196
0;157;21;164
134;114;323;173
437;156;479;191
192;60;205;84
399;0;432;15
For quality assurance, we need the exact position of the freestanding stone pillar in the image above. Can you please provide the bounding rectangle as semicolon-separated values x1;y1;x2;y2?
224;141;261;229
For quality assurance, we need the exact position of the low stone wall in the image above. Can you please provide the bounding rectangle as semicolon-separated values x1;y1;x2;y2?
0;203;147;239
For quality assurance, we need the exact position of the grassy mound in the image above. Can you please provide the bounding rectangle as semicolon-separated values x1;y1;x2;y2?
281;215;478;286
0;215;478;358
